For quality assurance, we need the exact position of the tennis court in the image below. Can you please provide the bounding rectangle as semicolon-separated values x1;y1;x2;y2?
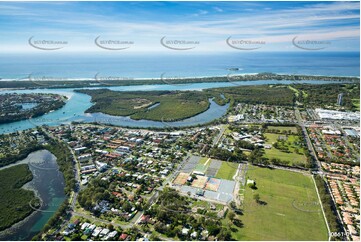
191;175;209;188
173;172;190;185
181;155;200;173
205;159;222;177
205;177;221;191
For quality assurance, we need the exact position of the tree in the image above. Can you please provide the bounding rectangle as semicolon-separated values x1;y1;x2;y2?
218;227;232;241
253;193;260;203
227;211;235;221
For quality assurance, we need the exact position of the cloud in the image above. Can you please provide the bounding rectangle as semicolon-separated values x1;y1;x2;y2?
0;1;358;53
213;7;223;12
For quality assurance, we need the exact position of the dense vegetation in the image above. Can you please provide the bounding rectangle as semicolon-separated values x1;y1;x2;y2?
314;175;343;235
145;188;232;240
209;147;246;162
77;178;111;212
206;85;295;106
294;83;360;110
77;89;211;121
0;164;40;231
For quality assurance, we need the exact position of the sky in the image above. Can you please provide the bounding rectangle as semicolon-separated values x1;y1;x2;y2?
0;1;359;53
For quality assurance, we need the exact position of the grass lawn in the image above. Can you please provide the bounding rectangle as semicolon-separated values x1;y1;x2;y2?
215;161;237;180
288;86;308;99
266;125;298;134
194;157;210;173
232;166;328;240
193;200;210;208
198;157;209;165
352;98;360;111
302;90;308;98
243;151;251;156
288;86;300;97
264;133;307;165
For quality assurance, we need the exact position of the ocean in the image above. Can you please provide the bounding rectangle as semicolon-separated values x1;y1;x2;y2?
0;51;359;80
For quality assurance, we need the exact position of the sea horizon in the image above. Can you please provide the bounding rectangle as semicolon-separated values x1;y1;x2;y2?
0;51;359;80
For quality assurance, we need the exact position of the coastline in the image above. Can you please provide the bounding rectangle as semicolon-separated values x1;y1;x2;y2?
1;72;360;82
0;73;359;90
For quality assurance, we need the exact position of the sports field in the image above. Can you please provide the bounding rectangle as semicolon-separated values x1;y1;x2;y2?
264;133;307;165
214;162;237;180
233;166;328;241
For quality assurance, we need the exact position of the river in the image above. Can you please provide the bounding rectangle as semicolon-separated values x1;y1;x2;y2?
0;79;348;134
0;150;66;241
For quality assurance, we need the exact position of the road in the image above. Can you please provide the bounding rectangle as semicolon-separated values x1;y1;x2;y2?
295;109;348;240
212;125;226;147
295;108;322;171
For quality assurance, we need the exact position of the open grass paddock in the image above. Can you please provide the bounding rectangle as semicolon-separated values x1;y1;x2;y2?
232;166;328;241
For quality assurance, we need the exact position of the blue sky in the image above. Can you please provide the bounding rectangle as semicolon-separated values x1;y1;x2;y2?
0;1;359;53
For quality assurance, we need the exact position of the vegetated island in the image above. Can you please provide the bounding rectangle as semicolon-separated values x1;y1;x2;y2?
77;89;212;122
0;93;67;124
0;164;41;231
78;83;360;122
0;73;358;89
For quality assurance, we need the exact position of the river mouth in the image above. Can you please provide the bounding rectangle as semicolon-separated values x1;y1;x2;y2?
0;150;65;241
